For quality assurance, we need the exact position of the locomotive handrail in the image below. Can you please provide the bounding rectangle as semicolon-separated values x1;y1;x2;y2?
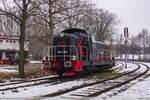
43;45;79;62
43;46;90;62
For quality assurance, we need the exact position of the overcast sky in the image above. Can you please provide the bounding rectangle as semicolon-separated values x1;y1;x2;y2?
96;0;150;36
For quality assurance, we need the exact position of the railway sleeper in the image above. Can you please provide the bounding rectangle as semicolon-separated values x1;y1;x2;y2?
70;93;89;97
73;91;95;94
82;89;101;92
69;81;126;97
105;80;124;84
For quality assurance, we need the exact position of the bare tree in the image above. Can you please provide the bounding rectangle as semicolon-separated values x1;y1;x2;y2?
80;8;119;42
141;29;149;59
0;0;40;78
32;0;91;45
0;15;18;35
58;0;94;29
28;0;119;59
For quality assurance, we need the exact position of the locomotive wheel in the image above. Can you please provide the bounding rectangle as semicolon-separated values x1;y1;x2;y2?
56;66;64;77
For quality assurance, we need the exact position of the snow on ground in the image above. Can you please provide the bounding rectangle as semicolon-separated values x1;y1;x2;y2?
0;65;18;73
0;63;122;98
49;62;142;100
115;62;150;98
0;60;42;73
29;60;42;64
91;62;150;100
0;80;91;98
117;77;150;97
116;54;150;60
47;62;150;100
116;62;138;73
1;62;150;99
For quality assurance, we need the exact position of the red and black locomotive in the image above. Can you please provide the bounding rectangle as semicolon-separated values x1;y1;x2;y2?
42;28;115;77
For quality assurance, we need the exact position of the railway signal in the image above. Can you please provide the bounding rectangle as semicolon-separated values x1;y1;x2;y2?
124;27;129;38
124;27;129;68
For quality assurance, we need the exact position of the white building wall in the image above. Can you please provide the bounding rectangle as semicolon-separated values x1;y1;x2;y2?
0;36;28;51
0;36;29;59
0;40;19;50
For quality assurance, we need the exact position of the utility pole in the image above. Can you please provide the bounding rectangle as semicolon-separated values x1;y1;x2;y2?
124;27;129;68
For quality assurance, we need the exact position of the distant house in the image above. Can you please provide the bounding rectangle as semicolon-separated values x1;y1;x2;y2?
0;35;29;60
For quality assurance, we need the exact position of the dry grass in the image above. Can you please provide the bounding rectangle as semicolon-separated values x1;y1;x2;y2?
0;72;18;80
24;63;42;78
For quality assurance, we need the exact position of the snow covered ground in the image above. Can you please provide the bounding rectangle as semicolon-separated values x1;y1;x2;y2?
0;60;42;75
0;62;150;99
0;65;18;73
92;62;150;100
0;80;85;98
29;60;42;64
116;54;150;60
0;60;42;73
116;63;150;98
0;63;122;98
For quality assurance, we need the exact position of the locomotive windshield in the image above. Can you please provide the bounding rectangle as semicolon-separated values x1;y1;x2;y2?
61;28;88;38
53;34;78;46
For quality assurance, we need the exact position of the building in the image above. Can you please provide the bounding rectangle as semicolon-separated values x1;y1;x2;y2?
0;35;29;60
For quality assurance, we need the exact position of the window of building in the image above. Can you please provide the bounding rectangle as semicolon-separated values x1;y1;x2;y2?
6;51;15;59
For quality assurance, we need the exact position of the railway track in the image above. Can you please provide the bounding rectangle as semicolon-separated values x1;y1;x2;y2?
111;62;124;70
0;76;57;86
0;63;122;93
70;63;149;97
0;76;61;92
42;62;149;98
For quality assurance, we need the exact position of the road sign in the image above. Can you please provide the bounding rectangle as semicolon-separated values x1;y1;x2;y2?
124;27;128;38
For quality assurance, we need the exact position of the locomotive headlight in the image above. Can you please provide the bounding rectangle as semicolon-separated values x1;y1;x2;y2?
72;55;77;60
60;32;65;37
64;62;71;67
100;51;104;55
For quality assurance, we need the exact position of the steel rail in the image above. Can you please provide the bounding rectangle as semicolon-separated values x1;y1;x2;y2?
42;62;140;97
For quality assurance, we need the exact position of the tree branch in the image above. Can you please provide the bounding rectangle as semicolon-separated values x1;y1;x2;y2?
14;0;23;10
0;9;20;24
